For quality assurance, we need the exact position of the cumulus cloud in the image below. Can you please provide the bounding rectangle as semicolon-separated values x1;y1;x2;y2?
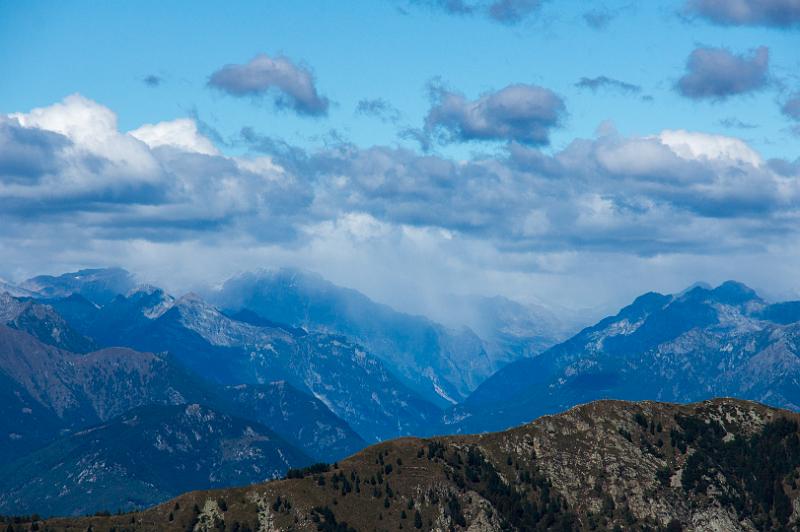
0;95;311;238
130;118;220;156
684;0;800;28
676;46;770;101
575;76;642;94
3;95;800;310
208;54;329;116
424;83;565;145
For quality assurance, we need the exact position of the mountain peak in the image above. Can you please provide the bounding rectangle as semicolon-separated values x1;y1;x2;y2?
711;280;761;305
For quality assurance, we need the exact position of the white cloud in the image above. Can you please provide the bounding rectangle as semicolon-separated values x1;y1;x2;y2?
130;118;219;156
658;129;762;167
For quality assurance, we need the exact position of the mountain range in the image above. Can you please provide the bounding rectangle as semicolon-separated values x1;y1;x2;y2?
451;281;800;434
3;267;800;519
212;269;570;406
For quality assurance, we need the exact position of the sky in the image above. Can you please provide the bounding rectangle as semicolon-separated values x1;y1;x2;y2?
0;0;799;316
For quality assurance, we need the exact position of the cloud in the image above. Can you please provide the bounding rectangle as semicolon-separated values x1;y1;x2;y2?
414;0;475;15
718;117;757;129
424;83;565;145
487;0;542;24
130;118;220;156
208;54;329;116
676;46;769;101
0;95;312;238
407;0;543;24
355;98;401;123
684;0;800;28
3;95;800;312
142;75;162;87
782;94;800;121
575;76;642;94
583;8;613;29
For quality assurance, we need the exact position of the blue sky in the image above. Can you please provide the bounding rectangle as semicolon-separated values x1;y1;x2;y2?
0;0;799;313
2;0;796;156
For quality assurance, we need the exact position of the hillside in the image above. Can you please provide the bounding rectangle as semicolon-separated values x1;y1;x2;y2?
0;324;219;461
24;398;800;531
224;382;366;462
0;404;312;517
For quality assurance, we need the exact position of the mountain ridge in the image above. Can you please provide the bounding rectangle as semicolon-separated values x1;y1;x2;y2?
22;397;800;531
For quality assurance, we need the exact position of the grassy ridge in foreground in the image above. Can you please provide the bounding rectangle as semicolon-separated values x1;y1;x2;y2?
13;398;800;531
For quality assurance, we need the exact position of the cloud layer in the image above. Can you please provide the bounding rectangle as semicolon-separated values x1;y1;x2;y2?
676;46;769;100
208;54;329;116
2;95;799;309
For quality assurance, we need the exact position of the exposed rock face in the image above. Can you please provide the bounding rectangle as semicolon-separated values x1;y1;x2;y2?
0;292;95;352
32;398;800;531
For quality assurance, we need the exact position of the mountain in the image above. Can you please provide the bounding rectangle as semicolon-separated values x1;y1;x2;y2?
0;279;35;298
0;292;95;352
0;404;312;517
214;269;557;406
28;398;800;531
49;287;442;443
0;325;218;461
224;381;366;462
21;267;136;305
452;281;800;433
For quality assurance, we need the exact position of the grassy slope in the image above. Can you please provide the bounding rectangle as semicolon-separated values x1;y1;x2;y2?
14;397;800;531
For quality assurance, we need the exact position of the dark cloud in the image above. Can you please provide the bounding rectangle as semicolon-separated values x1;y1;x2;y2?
424;83;565;145
208;54;329;116
142;75;162;87
575;76;642;94
685;0;800;28
355;98;401;123
676;46;769;101
0;118;71;183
